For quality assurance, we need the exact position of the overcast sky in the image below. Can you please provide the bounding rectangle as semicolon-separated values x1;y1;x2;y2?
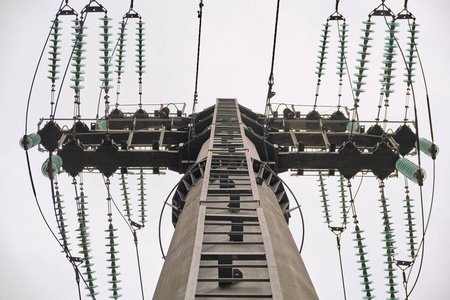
1;0;450;299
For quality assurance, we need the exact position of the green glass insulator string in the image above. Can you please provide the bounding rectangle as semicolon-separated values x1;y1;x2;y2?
378;181;399;299
70;17;87;121
377;22;399;128
48;18;63;117
403;183;417;259
75;180;98;297
317;172;332;225
336;22;348;109
105;179;122;299
313;22;331;110
99;15;114;119
54;180;71;253
120;173;132;221
136;19;146;108
347;180;375;299
48;19;63;84
353;224;375;299
115;21;128;107
318;173;351;229
105;221;122;299
338;175;349;227
403;21;419;123
138;169;147;225
352;19;374;110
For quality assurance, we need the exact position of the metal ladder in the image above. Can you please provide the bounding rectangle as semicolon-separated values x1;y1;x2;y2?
193;98;274;299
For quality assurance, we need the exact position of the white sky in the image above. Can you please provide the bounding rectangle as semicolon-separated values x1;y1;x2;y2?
1;0;450;299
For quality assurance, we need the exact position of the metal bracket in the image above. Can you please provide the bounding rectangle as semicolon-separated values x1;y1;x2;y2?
159;125;166;148
327;0;345;21
369;2;395;18
396;260;412;267
82;1;107;14
289;129;299;150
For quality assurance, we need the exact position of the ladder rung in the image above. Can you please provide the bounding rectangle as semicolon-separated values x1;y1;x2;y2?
210;169;249;174
208;182;251;186
204;222;259;226
202;241;264;245
205;214;258;221
199;264;268;268
200;252;266;260
207;189;253;195
195;294;272;298
201;200;258;204
208;176;251;181
205;207;257;211
204;231;261;235
197;278;270;282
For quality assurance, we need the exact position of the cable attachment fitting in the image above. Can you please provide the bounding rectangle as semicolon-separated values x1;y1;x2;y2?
396;260;412;267
81;0;107;14
124;0;141;19
69;256;84;263
59;1;78;16
131;220;144;230
328;0;345;21
369;0;395;18
198;0;204;18
395;0;415;20
330;226;345;233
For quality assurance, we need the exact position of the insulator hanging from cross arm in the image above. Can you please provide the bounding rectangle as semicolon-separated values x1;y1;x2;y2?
120;174;133;220
403;194;418;259
54;181;71;253
396;158;426;186
338;175;348;226
378;184;399;299
105;221;122;299
76;183;98;297
138;169;147;225
353;224;375;299
317;172;332;225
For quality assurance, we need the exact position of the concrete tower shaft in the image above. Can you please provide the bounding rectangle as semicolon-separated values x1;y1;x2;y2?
154;99;318;299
